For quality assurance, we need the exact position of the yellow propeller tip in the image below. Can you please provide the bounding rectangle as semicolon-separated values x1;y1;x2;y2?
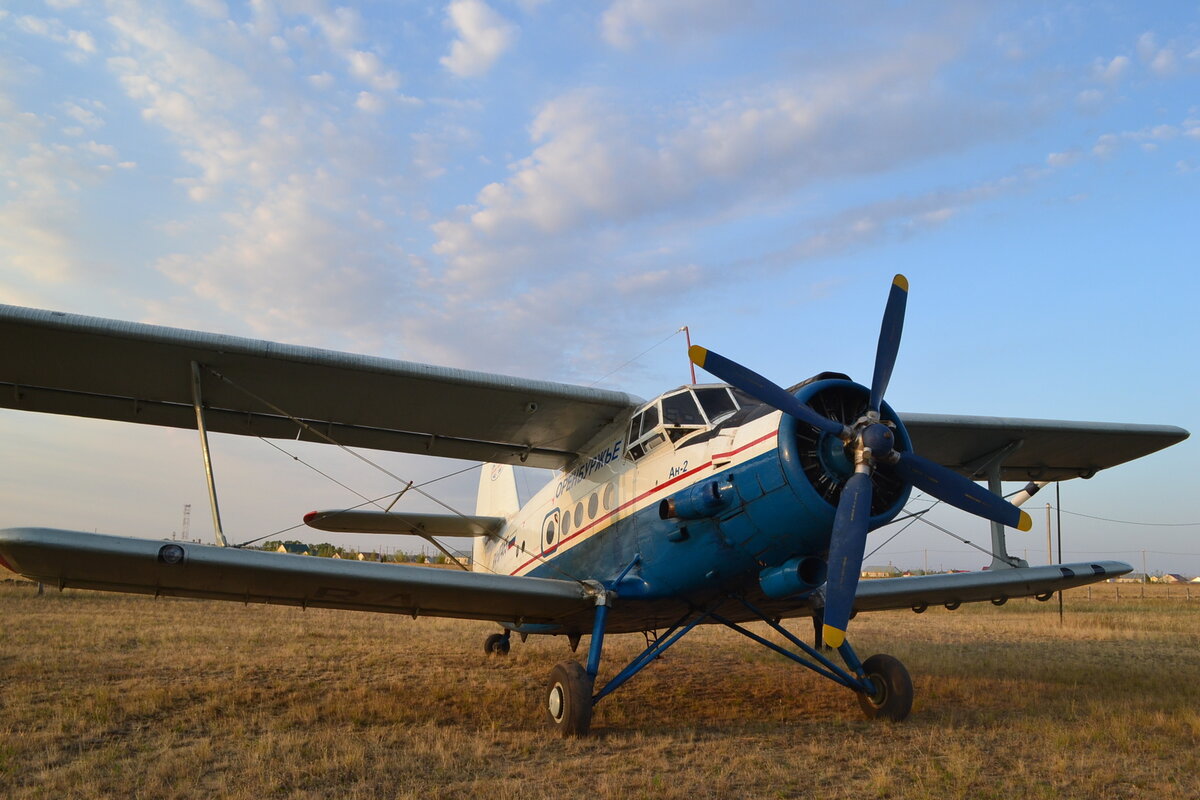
893;274;909;292
822;624;846;649
688;345;707;367
1017;510;1033;532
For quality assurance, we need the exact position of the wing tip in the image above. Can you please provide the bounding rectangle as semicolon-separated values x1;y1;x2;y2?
893;274;909;292
687;345;707;367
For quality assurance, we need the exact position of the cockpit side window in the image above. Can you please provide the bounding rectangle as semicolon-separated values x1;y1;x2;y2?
662;392;703;425
661;391;706;443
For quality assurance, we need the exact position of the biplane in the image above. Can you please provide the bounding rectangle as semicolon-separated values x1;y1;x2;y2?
0;276;1187;734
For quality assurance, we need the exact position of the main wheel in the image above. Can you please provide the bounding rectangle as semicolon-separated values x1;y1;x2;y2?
484;632;510;656
545;660;593;737
856;653;913;721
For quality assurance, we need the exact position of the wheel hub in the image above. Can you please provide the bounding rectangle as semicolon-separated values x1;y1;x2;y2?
548;684;564;720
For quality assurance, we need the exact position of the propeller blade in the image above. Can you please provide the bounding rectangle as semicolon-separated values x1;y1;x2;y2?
891;451;1033;531
821;471;873;649
689;346;847;437
869;274;908;414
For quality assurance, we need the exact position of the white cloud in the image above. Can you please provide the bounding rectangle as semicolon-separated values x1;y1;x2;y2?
14;15;98;58
186;0;230;20
347;50;401;91
1092;123;1181;158
1094;55;1129;82
355;91;385;113
1046;150;1080;167
307;72;335;90
601;0;746;49
441;0;518;78
0;94;125;289
154;171;412;347
312;6;363;51
62;100;106;129
435;39;988;290
66;29;96;53
1137;32;1177;76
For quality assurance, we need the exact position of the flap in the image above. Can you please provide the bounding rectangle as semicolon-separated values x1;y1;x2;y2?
303;509;504;537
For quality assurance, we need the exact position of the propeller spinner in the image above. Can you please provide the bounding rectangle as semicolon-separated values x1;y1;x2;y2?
689;274;1032;649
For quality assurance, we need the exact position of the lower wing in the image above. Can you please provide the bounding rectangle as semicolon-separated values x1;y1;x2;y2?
0;528;598;628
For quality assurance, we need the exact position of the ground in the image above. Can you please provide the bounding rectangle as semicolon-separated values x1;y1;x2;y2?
1;581;1197;799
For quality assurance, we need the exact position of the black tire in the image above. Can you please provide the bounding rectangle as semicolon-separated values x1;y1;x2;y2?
545;660;593;736
484;633;510;656
856;654;913;722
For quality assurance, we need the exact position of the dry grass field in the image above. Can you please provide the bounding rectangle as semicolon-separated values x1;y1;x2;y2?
2;580;1198;799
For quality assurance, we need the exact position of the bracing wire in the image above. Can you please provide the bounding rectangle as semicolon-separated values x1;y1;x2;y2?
209;365;592;586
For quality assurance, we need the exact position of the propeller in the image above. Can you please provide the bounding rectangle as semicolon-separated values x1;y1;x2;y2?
689;274;1032;649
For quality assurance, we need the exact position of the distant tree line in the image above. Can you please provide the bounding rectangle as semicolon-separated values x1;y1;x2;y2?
259;540;452;564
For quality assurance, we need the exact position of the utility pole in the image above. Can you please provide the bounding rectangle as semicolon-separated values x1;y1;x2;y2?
180;504;191;542
1045;503;1052;565
1142;549;1147;598
1056;483;1063;624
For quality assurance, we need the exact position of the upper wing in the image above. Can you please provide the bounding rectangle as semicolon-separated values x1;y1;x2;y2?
0;304;641;469
0;528;598;627
899;412;1188;480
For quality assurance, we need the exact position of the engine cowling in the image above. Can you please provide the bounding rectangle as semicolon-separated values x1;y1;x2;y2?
777;377;912;527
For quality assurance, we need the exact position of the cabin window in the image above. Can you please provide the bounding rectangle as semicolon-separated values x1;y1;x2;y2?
561;511;571;538
602;483;615;511
574;502;584;528
588;491;599;519
542;509;559;550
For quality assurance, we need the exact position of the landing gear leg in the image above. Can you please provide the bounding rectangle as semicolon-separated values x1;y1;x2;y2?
484;631;511;656
545;588;610;737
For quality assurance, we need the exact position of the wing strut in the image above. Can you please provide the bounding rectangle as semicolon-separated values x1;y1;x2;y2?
191;361;228;547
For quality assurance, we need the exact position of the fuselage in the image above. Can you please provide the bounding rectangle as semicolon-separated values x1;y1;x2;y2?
473;378;912;615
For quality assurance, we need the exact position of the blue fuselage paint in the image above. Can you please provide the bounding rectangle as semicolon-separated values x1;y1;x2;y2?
474;379;912;635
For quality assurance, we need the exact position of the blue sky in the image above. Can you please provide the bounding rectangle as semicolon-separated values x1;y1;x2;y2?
1;1;1197;572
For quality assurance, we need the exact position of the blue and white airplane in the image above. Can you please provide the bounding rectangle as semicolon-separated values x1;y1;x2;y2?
0;277;1187;735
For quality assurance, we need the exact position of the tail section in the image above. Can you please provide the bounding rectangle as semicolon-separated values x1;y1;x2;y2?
474;463;519;571
477;463;520;517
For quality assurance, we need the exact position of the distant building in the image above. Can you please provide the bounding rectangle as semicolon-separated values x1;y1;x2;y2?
1111;573;1146;583
276;543;311;556
1160;573;1188;584
861;565;902;579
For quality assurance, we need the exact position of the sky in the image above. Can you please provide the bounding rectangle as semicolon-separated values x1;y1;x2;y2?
1;0;1198;573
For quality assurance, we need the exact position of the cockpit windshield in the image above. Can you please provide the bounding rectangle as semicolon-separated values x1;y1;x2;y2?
625;385;742;461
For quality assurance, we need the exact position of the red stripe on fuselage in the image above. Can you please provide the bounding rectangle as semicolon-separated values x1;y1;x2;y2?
510;429;779;575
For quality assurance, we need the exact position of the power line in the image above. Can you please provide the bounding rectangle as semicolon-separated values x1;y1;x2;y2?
1052;507;1200;527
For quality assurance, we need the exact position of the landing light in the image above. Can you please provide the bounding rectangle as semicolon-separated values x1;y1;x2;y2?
158;544;186;565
